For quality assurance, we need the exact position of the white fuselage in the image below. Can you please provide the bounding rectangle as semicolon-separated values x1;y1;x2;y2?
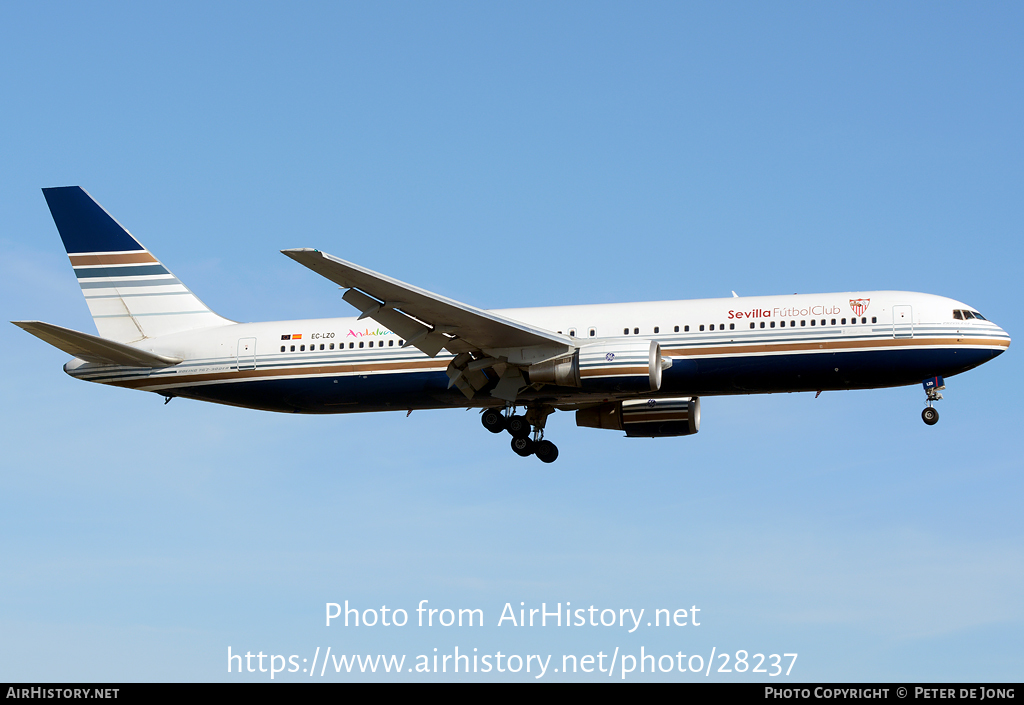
64;290;1010;414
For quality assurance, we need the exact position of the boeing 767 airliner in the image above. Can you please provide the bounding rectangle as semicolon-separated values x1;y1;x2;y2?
13;187;1011;462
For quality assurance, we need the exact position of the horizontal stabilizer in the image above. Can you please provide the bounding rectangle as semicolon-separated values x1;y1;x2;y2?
11;321;182;367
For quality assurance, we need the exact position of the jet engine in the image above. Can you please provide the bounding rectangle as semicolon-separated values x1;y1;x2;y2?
577;339;667;392
576;397;700;437
526;339;668;393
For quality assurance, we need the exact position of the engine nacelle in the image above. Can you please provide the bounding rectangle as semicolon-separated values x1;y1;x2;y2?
576;397;700;437
526;350;581;387
576;339;666;393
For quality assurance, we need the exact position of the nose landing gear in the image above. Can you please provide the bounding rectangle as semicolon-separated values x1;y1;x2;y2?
922;376;944;426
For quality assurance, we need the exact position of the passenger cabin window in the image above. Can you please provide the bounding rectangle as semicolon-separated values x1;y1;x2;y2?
684;325;689;332
729;323;735;330
871;317;877;323
624;328;629;335
801;320;807;326
300;345;305;351
589;328;596;337
750;322;755;329
389;340;395;346
841;318;847;325
290;345;295;352
280;346;286;352
760;322;765;328
359;342;364;348
831;318;836;325
770;321;775;328
810;320;815;326
699;325;705;332
674;326;679;332
633;327;639;335
654;326;659;334
568;329;576;337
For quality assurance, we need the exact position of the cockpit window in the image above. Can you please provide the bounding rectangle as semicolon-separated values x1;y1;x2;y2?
971;311;987;320
953;310;963;320
962;310;976;319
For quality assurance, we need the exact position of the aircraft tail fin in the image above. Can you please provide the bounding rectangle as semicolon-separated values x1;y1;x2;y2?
41;186;232;343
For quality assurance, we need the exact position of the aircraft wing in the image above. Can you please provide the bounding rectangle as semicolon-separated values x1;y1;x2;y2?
282;248;572;357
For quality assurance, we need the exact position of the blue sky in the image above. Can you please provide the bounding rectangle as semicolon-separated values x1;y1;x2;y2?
1;2;1022;682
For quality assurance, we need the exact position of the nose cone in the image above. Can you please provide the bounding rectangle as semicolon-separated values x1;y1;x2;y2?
990;321;1011;356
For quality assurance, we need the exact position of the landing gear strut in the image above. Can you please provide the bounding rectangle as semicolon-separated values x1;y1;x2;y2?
482;404;560;462
922;376;944;426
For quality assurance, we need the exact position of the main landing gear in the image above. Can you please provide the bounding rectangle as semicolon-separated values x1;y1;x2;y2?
921;376;944;426
481;405;559;463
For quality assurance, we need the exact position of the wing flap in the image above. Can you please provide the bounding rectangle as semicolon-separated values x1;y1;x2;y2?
12;320;183;367
342;289;448;357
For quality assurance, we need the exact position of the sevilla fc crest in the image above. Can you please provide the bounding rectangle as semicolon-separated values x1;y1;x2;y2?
850;298;870;317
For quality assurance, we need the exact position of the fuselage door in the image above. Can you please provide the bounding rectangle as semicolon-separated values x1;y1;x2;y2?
237;337;257;370
892;305;913;339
